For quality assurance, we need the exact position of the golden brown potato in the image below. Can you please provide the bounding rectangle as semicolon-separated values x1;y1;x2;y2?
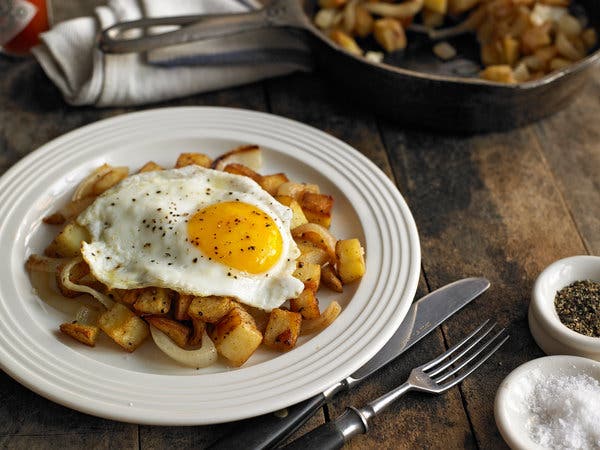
131;287;172;315
189;317;205;347
209;304;263;366
263;308;302;352
354;5;374;37
44;222;90;258
98;303;149;352
293;261;321;292
290;289;321;319
145;316;190;348
174;294;193;321
188;296;233;323
374;18;407;53
138;161;163;173
329;29;363;55
480;65;517;84
60;321;99;347
175;152;212;168
335;238;366;284
259;173;289;196
275;195;308;229
321;264;344;293
300;192;334;228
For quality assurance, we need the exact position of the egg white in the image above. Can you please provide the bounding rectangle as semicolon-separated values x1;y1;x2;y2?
77;166;303;311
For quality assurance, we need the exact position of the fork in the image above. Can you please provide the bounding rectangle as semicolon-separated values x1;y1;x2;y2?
281;320;509;450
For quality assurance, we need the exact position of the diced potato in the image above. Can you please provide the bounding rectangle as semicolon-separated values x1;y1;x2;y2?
189;317;205;347
329;29;363;56
175;152;212;168
222;163;262;183
259;173;289;196
424;0;447;14
59;321;100;347
549;57;572;71
44;222;90;258
138;161;163;173
290;289;320;319
354;5;374;37
174;294;193;321
56;260;91;298
98;303;149;352
188;296;233;323
296;240;330;266
480;65;517;83
300;193;334;228
293;261;321;292
92;166;129;195
521;24;551;54
555;31;585;61
321;264;344;293
301;301;342;335
275;195;308;229
209;304;263;366
448;0;479;15
145;316;190;348
374;18;407;53
131;287;172;315
502;36;520;66
263;308;302;352
335;238;366;284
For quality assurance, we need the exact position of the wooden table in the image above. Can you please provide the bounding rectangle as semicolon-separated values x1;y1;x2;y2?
1;2;599;449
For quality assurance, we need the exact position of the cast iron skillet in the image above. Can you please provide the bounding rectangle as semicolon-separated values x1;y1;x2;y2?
100;0;600;132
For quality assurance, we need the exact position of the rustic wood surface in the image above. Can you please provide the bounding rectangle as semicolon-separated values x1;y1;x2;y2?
1;1;599;449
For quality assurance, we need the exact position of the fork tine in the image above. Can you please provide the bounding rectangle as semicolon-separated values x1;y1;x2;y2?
434;328;506;383
421;320;491;371
437;331;509;390
427;321;496;377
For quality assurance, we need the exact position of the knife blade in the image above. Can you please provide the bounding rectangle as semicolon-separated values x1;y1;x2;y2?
208;277;490;450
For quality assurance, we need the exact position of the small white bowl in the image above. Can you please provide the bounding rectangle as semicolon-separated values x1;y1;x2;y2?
529;255;600;361
495;355;600;450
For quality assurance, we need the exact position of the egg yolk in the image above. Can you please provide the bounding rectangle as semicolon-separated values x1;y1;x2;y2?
188;201;283;274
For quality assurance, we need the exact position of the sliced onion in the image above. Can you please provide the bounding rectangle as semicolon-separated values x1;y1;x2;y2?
212;145;262;171
150;326;217;369
60;257;114;309
292;223;337;264
72;164;113;201
26;254;70;273
300;301;342;336
277;182;320;200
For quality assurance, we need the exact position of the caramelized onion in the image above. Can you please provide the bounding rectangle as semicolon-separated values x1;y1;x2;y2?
150;327;217;369
292;223;337;264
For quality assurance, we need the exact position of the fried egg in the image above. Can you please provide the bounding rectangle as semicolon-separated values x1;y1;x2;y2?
77;165;304;310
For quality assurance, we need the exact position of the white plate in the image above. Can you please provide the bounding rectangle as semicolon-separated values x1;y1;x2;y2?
0;107;420;425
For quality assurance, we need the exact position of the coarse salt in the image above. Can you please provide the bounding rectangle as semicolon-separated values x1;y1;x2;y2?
523;369;600;449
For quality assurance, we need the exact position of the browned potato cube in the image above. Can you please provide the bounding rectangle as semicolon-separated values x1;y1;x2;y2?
321;264;344;293
293;261;321;292
223;163;262;183
480;65;517;84
263;308;302;352
275;195;308;229
209;304;263;366
300;192;334;228
424;0;447;14
174;294;193;321
138;161;163;173
189;317;205;347
374;18;406;53
175;152;212;168
521;24;551;54
259;173;289;196
98;303;149;352
132;287;172;315
354;5;374;38
60;321;100;347
329;29;363;56
145;316;190;348
335;239;366;284
188;296;233;323
44;222;90;258
290;289;320;319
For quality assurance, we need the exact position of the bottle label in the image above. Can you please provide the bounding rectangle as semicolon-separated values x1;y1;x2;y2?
0;0;37;46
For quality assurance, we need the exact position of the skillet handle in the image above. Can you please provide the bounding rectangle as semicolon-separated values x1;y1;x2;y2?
98;0;309;54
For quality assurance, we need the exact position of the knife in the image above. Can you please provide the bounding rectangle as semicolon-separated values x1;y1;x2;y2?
208;277;490;450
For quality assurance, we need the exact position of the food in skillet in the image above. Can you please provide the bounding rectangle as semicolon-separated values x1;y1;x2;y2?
26;146;366;368
314;0;598;83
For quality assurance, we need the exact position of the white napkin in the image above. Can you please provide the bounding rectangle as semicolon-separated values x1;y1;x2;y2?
32;0;312;106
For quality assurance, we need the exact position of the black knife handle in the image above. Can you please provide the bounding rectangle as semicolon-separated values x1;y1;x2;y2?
280;421;346;450
208;393;327;450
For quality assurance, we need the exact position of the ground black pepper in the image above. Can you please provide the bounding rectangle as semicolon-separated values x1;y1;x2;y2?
554;280;600;338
